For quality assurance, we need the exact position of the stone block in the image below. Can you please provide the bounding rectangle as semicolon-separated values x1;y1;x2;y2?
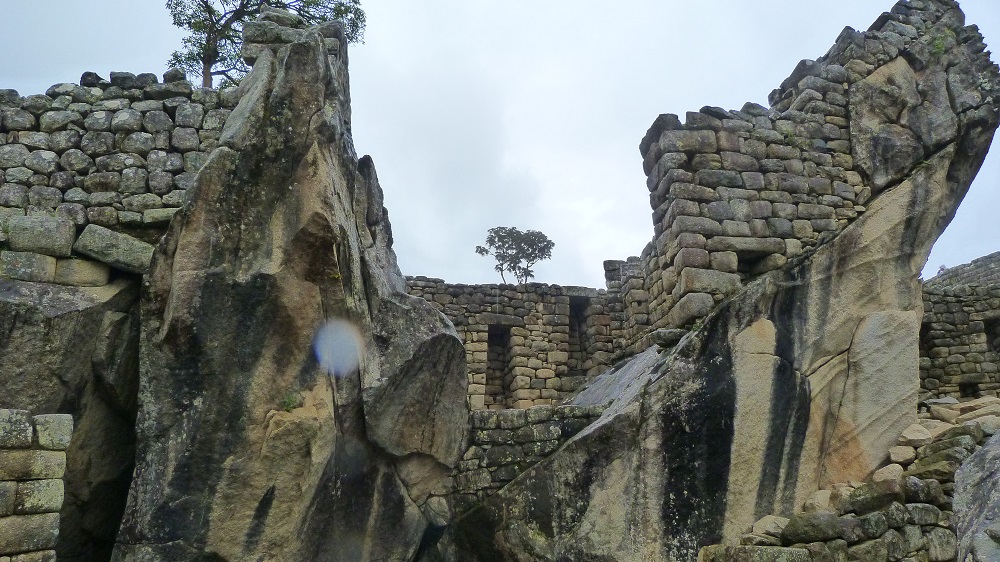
0;411;32;449
659;129;717;154
671;215;722;237
0;251;57;283
0;450;65;480
674;247;710;269
710;251;739;273
664;292;715;328
143;207;179;225
54;258;110;287
0;513;59;553
73;225;154;274
14;480;64;514
7;216;75;257
705;236;786;257
0;482;14;516
12;551;57;562
701;546;810;561
32;415;73;451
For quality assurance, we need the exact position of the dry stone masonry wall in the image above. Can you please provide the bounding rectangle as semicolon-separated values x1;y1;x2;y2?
0;410;73;562
0;70;237;286
407;278;616;409
921;285;1000;400
451;405;603;512
612;0;993;355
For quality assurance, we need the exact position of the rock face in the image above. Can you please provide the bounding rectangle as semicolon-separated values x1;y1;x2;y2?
0;279;139;562
955;432;1000;561
111;12;467;562
444;1;1000;560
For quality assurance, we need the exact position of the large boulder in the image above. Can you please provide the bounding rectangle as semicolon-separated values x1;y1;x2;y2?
0;279;140;562
112;12;467;562
444;1;1000;560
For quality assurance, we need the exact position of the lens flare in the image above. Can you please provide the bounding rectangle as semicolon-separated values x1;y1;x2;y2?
313;318;363;378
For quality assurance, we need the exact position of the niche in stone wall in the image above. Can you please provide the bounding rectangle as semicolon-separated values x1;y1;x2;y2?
568;296;589;378
486;325;512;409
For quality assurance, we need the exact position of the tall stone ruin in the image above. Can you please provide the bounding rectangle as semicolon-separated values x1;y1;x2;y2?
0;0;997;560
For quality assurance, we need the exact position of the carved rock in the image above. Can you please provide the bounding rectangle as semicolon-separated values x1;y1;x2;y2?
111;13;467;562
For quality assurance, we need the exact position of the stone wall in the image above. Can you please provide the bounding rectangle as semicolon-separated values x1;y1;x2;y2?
451;405;603;513
0;70;236;285
920;285;1000;400
607;1;972;356
0;410;73;561
406;277;616;409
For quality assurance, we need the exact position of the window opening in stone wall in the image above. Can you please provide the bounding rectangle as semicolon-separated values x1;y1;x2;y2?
485;325;512;409
985;318;1000;353
959;382;982;398
567;297;589;379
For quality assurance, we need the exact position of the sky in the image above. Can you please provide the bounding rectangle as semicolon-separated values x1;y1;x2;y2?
1;1;997;289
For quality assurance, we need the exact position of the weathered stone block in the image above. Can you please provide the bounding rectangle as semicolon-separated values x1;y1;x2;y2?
52;258;105;287
7;216;75;257
32;415;73;451
143;207;178;225
73;225;154;274
0;481;14;516
701;546;810;562
0;411;32;449
0;513;59;553
14;480;64;515
659;129;717;154
12;550;57;562
705;236;786;257
674;247;711;269
0;450;65;480
0;251;57;283
664;292;715;328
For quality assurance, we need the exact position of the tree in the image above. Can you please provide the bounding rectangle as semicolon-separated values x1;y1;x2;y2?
475;227;555;285
166;0;366;88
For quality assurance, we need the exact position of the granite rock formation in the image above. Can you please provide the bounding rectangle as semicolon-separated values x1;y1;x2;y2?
444;0;1000;559
111;10;468;562
955;431;1000;561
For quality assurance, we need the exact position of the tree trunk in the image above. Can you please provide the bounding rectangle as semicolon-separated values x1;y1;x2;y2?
202;60;213;88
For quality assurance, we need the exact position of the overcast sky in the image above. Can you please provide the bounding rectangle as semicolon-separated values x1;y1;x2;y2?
2;1;998;289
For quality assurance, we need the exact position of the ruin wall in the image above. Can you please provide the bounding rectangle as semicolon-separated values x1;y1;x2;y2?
406;277;616;409
0;71;234;286
0;410;73;561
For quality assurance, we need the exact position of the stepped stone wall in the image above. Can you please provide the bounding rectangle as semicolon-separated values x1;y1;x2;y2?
0;70;236;285
0;410;73;562
450;405;603;512
406;278;617;409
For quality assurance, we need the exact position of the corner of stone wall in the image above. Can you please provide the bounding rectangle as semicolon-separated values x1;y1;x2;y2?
0;409;73;561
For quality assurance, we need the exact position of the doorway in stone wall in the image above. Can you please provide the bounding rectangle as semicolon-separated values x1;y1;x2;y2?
486;325;512;409
567;296;589;378
972;317;1000;397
